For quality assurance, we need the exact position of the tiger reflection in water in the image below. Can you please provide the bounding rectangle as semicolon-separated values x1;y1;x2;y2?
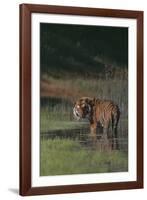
73;97;120;149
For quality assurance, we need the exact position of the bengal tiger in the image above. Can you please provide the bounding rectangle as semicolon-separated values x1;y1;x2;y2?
73;97;120;149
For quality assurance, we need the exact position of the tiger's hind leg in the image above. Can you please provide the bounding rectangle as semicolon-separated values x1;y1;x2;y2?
103;127;108;140
101;120;109;140
100;123;113;151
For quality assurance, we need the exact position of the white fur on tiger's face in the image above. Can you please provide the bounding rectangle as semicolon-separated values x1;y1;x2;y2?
73;100;91;120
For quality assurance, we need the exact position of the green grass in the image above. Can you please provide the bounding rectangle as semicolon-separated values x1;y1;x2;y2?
40;107;88;132
41;120;88;132
40;139;128;176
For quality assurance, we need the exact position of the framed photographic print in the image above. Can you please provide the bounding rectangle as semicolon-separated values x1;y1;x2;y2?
19;4;143;196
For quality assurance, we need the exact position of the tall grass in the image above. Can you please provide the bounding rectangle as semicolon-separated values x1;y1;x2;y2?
41;76;128;134
41;76;128;118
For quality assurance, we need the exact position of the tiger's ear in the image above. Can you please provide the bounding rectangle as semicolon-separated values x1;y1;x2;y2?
71;98;76;105
73;102;76;106
87;97;96;106
91;97;96;106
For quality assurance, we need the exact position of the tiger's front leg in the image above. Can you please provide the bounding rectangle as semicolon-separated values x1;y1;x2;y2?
90;123;97;140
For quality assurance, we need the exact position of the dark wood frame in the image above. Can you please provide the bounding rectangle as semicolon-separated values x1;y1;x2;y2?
19;3;144;196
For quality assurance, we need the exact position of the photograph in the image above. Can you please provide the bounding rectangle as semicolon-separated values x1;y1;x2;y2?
40;23;128;176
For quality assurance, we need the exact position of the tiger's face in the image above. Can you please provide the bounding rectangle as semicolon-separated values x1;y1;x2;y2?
73;97;92;120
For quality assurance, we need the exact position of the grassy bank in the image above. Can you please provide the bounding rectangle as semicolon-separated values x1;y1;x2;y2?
40;139;128;176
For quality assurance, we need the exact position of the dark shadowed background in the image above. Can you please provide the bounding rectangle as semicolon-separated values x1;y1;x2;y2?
40;23;128;77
